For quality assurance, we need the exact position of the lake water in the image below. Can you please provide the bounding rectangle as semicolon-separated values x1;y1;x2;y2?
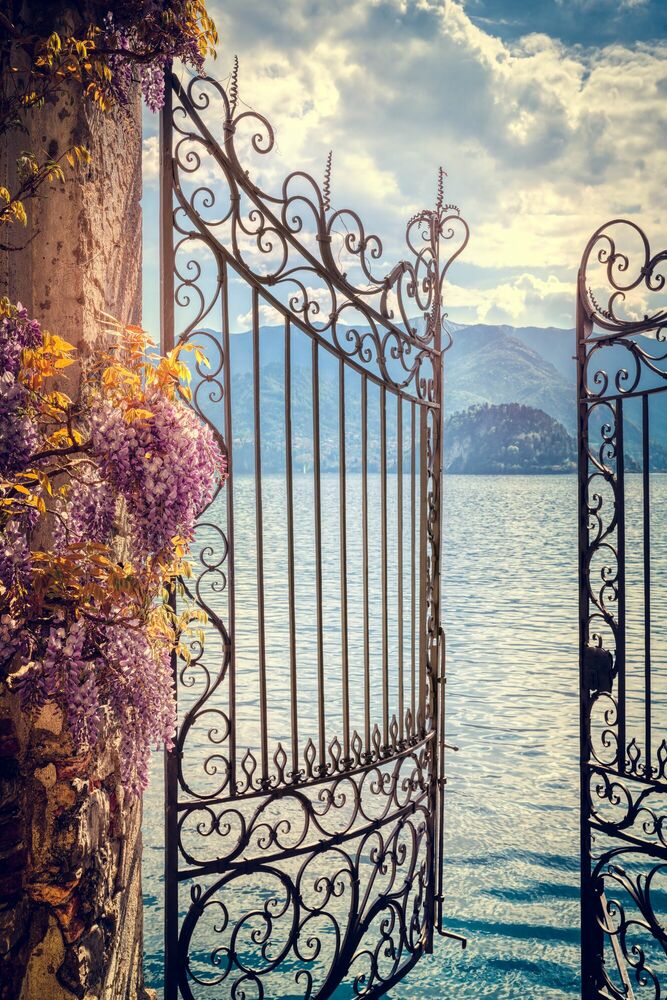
141;473;587;998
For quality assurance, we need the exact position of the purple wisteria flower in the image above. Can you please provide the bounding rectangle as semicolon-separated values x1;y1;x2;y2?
90;391;224;557
0;521;31;593
140;58;167;114
12;620;100;744
53;473;117;550
0;599;29;672
0;305;43;474
0;377;39;475
1;296;219;794
11;616;176;791
0;303;42;378
101;7;207;112
104;624;176;792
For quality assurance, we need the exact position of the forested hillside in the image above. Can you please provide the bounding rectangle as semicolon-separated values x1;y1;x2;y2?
444;403;576;474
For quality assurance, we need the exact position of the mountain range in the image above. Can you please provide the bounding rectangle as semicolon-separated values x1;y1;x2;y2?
190;321;667;473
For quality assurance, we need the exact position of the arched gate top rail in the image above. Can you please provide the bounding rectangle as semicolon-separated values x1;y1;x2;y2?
166;62;469;404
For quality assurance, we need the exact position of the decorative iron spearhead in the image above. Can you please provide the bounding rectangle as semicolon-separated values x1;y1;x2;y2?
436;166;447;214
323;150;333;213
229;55;239;116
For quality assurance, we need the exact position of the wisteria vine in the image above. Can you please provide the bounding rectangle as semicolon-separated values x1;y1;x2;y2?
0;304;226;792
0;4;222;792
0;1;218;228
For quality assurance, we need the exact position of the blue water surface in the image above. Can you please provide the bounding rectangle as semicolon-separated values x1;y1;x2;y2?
142;474;588;998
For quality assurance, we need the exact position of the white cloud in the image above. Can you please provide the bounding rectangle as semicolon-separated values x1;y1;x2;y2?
235;301;282;330
142;135;159;183
190;0;667;328
446;272;574;325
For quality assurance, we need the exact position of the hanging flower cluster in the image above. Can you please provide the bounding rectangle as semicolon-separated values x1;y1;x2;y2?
0;303;226;792
31;2;217;114
101;3;213;112
0;305;43;475
89;390;220;556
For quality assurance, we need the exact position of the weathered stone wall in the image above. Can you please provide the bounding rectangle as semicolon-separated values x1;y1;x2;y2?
0;10;148;997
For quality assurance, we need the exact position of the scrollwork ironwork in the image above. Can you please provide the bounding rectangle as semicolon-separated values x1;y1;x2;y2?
579;219;667;995
178;808;429;1000
162;61;465;998
169;69;468;402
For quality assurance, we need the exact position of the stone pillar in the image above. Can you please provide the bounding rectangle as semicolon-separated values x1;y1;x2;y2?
0;12;148;998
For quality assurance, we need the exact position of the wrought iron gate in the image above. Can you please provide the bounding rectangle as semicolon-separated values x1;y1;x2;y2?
578;220;667;998
160;63;468;998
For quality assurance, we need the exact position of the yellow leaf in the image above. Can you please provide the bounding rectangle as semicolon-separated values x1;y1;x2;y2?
194;346;211;369
124;408;154;423
45;391;73;409
48;334;76;353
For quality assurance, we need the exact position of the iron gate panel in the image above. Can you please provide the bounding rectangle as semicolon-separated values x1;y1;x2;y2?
160;63;468;999
578;220;667;999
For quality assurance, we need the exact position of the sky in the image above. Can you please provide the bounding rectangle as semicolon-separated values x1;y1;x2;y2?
142;0;667;334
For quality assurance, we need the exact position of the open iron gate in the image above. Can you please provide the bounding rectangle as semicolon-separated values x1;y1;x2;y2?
160;63;468;998
578;220;667;998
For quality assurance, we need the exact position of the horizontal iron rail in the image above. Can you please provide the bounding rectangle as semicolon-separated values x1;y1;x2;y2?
579;383;667;403
584;761;667;791
579;322;667;342
589;821;667;861
174;731;436;810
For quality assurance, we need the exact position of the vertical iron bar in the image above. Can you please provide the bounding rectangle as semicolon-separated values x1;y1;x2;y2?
160;110;174;356
160;70;179;1000
312;339;326;771
284;319;299;776
436;626;447;932
425;252;444;955
362;376;371;754
252;289;269;784
397;395;404;741
220;262;236;796
411;402;417;724
380;384;389;746
577;283;604;997
418;405;428;735
339;358;350;761
642;393;652;775
617;397;627;777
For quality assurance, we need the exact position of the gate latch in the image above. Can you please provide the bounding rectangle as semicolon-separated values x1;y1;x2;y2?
583;644;613;695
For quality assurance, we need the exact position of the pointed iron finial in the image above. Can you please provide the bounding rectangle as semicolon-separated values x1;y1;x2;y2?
323;150;333;213
436;166;447;212
229;55;239;115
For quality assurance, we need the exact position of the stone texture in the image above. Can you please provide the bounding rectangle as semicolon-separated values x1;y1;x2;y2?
0;6;147;997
